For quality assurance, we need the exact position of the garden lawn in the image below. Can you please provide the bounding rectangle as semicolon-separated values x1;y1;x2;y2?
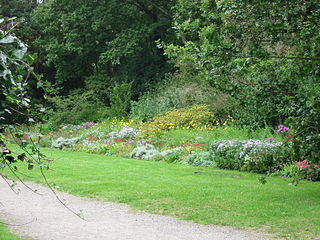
3;146;320;240
0;223;26;240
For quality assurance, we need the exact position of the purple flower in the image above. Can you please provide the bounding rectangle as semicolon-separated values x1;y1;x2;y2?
276;124;289;133
267;137;273;142
83;122;95;128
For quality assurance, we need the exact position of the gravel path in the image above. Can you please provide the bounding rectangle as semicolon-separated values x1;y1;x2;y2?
0;177;278;240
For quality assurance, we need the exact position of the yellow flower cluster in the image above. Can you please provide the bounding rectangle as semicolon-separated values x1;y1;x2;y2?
142;105;232;134
111;119;136;128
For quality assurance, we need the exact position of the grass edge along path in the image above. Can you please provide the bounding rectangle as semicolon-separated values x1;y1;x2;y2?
3;146;320;240
0;222;27;240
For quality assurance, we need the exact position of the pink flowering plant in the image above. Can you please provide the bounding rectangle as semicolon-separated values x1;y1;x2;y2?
275;124;294;142
296;159;320;181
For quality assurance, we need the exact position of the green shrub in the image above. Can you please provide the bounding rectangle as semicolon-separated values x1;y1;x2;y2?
46;89;108;128
164;151;182;163
130;77;233;122
130;144;162;160
211;140;293;173
181;152;215;167
285;81;320;164
130;90;182;121
109;82;132;118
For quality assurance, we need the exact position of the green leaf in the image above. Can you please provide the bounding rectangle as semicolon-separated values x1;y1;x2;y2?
13;46;28;59
0;35;16;44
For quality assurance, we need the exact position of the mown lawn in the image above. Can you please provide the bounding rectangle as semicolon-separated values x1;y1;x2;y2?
3;146;320;239
0;223;25;240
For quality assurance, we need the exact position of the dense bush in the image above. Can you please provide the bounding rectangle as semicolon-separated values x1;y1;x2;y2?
46;90;108;128
286;81;320;164
130;90;182;121
108;82;132;118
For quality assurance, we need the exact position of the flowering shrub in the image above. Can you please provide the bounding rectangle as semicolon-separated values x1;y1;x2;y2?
296;160;320;181
140;105;234;137
210;140;293;173
108;126;139;139
143;105;213;132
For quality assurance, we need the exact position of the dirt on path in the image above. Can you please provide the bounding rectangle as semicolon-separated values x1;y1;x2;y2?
0;178;278;240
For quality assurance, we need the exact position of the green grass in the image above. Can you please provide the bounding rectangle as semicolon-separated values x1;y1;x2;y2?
152;126;281;146
0;223;24;240
3;146;320;239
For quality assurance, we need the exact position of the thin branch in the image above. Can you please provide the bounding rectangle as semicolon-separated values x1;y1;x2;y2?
0;218;37;227
6;163;43;195
39;167;87;221
0;173;19;195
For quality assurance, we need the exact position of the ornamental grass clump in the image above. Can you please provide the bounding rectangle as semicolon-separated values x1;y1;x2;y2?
211;140;293;173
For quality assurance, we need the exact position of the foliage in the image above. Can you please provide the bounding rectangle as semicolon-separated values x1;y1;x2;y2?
181;152;215;167
285;81;320;164
46;89;108;128
109;82;132;118
130;89;182;121
0;18;49;173
141;105;227;137
51;136;79;149
33;0;174;97
210;140;293;173
130;143;161;161
165;0;320;161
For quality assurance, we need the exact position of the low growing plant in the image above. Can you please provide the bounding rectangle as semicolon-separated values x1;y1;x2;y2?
180;152;216;167
211;140;293;173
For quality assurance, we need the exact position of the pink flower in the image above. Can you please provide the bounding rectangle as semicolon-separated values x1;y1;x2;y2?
276;124;290;133
297;160;308;170
267;137;273;142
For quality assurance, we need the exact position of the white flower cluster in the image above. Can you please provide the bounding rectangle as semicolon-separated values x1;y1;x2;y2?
108;126;139;139
51;137;80;149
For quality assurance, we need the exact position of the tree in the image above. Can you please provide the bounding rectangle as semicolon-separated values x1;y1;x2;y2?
166;0;320;163
33;0;175;98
